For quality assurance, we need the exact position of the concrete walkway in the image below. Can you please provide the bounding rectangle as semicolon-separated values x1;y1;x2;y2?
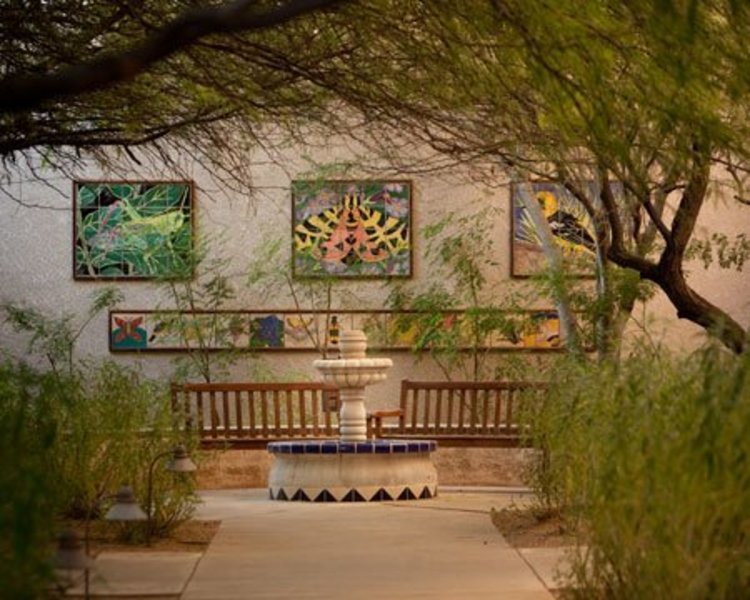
69;488;570;599
184;488;556;600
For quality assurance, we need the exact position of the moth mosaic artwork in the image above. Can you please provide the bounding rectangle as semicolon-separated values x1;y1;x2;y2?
292;180;412;278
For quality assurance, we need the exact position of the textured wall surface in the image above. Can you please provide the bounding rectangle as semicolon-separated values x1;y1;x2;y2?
0;139;512;400
1;143;749;398
3;142;748;491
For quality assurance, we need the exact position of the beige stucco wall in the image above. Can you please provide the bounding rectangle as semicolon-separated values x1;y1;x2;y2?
1;142;749;401
0;139;528;405
2;141;749;488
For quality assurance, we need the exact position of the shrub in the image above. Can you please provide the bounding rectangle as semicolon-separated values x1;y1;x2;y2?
0;357;200;597
527;345;750;598
0;360;64;598
3;294;199;539
50;360;198;538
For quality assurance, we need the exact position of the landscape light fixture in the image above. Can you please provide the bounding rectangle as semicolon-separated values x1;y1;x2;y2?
146;444;197;544
54;529;92;570
165;444;198;473
54;529;92;599
104;485;148;522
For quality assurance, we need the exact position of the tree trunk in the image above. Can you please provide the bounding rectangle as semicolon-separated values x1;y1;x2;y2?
604;248;747;353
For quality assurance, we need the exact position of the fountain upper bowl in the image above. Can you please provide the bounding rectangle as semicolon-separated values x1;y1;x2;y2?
313;357;392;387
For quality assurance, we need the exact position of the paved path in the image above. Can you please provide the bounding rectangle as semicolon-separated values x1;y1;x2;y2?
182;488;556;600
67;488;568;599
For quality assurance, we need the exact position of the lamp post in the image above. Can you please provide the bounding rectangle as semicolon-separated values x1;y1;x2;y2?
56;486;145;600
145;444;197;545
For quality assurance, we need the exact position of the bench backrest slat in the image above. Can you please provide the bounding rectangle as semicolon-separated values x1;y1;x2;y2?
324;393;332;436
234;391;243;437
422;388;431;435
447;388;455;432
311;389;320;436
506;388;515;432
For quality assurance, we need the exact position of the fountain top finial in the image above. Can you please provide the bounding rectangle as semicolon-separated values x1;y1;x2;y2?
339;329;367;359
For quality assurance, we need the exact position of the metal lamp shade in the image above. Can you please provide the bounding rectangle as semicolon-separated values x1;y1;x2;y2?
104;485;147;521
166;445;197;473
54;529;92;570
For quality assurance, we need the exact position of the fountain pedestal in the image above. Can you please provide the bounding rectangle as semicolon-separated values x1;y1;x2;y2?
338;387;368;440
267;330;438;502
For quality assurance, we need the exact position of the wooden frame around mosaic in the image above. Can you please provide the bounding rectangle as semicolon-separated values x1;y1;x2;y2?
72;180;196;281
291;180;413;279
109;309;563;353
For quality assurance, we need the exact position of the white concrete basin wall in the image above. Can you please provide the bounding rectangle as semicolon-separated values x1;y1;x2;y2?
267;330;439;502
267;440;438;502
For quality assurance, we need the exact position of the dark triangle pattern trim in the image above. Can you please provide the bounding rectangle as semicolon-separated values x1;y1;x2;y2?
371;488;393;501
276;488;288;501
398;487;416;500
419;486;432;499
342;489;366;502
314;490;336;502
291;489;310;502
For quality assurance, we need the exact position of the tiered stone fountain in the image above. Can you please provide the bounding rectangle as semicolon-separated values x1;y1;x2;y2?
267;330;438;502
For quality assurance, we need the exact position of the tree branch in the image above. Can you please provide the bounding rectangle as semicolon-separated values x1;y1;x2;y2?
0;0;348;113
599;170;660;278
664;143;711;267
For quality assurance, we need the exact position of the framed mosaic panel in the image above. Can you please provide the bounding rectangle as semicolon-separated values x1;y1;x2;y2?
291;180;412;278
74;181;194;280
519;311;562;348
511;182;597;278
110;309;563;352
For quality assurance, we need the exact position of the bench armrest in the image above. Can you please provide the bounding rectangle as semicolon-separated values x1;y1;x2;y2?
366;409;404;439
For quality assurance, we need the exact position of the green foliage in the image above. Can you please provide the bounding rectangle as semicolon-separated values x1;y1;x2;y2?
0;360;62;599
532;262;655;358
51;360;198;537
690;232;750;271
526;344;750;598
0;354;198;595
2;287;123;375
0;292;201;595
247;230;364;357
387;205;528;379
163;242;243;382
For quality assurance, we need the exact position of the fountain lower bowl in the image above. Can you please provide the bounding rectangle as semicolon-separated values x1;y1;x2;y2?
267;439;438;502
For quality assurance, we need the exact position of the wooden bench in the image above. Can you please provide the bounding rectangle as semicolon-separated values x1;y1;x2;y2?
367;380;547;447
171;382;340;448
173;379;545;449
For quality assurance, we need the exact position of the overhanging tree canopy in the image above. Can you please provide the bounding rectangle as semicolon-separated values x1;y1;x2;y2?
325;0;750;353
0;0;353;183
1;0;748;352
